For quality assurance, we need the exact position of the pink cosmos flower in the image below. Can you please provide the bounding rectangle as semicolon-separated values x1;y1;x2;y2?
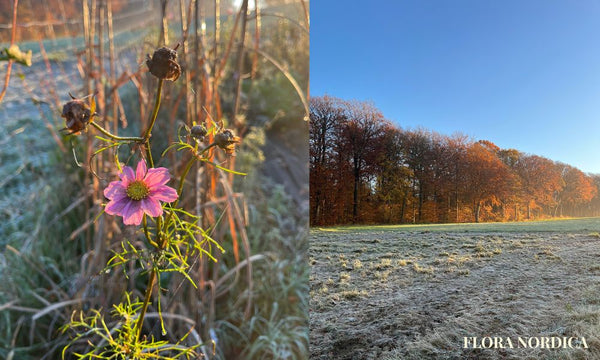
103;159;178;225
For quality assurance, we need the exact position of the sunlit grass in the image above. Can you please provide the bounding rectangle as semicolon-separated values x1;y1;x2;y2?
313;217;600;234
311;216;600;359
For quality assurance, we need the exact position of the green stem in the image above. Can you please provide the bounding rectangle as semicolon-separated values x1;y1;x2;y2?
163;143;217;227
135;269;156;341
146;140;155;168
199;142;218;156
163;139;219;233
90;121;143;142
134;79;165;342
163;156;196;232
142;215;158;248
144;79;164;140
157;215;164;248
143;79;164;168
177;157;197;201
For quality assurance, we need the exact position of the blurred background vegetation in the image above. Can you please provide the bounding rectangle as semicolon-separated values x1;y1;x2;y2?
0;0;308;358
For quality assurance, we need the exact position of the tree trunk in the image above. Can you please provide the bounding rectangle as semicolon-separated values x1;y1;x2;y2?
475;202;481;223
418;182;424;222
312;204;320;225
353;165;359;223
447;195;451;223
455;193;459;223
400;196;406;223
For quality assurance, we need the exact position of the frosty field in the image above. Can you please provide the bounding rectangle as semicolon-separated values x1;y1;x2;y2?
309;218;600;360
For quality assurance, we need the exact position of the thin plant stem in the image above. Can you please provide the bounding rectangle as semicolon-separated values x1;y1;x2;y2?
135;269;156;341
90;121;143;142
144;79;164;167
107;0;118;135
157;215;164;248
0;0;19;105
216;7;241;80
163;143;217;234
146;140;155;168
232;0;249;120
178;157;197;199
133;76;167;343
179;143;218;199
164;156;196;234
144;79;164;139
142;215;158;248
300;0;310;29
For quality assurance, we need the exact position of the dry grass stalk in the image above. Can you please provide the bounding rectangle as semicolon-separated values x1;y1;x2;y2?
0;0;19;104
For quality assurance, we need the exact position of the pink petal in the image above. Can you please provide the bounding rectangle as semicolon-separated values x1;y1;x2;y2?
141;197;163;217
144;167;171;188
122;200;143;225
136;159;147;180
150;185;178;203
119;166;135;184
105;197;130;215
104;181;127;200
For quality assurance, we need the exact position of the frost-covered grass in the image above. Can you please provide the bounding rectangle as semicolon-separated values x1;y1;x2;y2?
310;219;600;359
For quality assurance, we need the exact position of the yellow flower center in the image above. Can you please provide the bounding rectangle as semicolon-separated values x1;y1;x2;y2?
126;180;149;201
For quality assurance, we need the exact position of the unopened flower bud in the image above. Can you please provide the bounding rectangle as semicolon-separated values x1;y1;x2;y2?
214;129;241;155
190;124;207;142
61;99;91;135
146;46;181;81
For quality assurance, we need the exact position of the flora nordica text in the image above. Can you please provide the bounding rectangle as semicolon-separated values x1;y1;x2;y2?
463;336;589;349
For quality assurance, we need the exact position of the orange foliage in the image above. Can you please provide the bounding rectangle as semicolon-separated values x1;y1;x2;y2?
310;95;600;225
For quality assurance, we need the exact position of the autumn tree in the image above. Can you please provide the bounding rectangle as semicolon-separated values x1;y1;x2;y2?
440;134;470;222
339;100;389;222
556;165;597;216
309;95;344;225
401;129;437;222
309;96;600;226
515;155;563;219
496;148;524;220
588;175;600;217
462;141;515;222
373;126;412;223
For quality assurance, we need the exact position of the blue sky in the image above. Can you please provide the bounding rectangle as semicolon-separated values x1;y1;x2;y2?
311;0;600;173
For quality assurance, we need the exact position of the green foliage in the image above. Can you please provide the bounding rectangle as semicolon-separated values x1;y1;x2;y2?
0;44;32;66
62;293;199;359
106;207;225;286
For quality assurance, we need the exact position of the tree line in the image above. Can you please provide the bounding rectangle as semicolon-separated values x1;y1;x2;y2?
310;95;600;226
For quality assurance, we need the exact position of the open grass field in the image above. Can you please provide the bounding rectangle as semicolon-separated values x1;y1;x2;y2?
310;218;600;359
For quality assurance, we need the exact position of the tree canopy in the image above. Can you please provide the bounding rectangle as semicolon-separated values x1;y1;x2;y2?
310;95;600;226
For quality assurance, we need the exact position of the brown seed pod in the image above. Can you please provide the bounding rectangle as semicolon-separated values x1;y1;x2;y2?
146;46;181;81
214;129;241;156
61;98;91;135
190;124;208;142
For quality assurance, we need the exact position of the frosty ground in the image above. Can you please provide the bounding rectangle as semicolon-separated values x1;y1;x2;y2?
310;218;600;360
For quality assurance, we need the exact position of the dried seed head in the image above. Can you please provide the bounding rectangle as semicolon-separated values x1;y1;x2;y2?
61;99;91;135
190;124;208;142
146;46;181;81
214;129;241;156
